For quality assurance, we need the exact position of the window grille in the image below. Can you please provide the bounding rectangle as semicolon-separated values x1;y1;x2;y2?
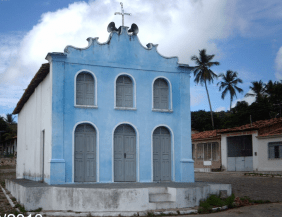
268;142;282;159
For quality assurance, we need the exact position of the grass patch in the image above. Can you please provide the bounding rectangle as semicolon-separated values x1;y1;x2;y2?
146;211;155;217
15;203;27;213
198;194;236;214
0;180;5;188
29;207;42;212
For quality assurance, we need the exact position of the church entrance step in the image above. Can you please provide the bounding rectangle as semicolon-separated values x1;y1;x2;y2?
149;193;175;202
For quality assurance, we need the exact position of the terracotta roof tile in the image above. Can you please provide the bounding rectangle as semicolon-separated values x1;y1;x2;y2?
258;127;282;137
219;118;282;134
192;130;221;141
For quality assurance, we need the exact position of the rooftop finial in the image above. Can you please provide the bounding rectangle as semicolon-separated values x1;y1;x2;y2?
114;2;131;26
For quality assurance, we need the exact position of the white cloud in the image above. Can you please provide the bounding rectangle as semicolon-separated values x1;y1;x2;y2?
1;0;240;110
215;107;226;112
275;46;282;80
2;0;282;111
231;89;255;108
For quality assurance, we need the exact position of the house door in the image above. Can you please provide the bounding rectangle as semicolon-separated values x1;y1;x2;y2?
153;127;171;181
74;123;96;182
227;135;253;171
114;124;136;182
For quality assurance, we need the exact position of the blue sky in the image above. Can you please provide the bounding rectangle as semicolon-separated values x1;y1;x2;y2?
1;0;282;121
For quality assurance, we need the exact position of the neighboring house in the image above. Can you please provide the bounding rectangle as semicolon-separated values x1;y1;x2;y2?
220;118;282;172
192;130;221;172
0;136;17;156
13;24;193;185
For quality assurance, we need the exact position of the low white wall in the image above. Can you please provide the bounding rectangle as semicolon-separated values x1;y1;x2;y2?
16;71;52;182
256;136;282;171
6;179;232;212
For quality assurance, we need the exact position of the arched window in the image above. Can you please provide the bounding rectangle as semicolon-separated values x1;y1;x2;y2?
153;78;169;109
116;75;133;108
76;72;95;106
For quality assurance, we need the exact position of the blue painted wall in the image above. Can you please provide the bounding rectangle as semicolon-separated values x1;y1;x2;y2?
47;27;193;184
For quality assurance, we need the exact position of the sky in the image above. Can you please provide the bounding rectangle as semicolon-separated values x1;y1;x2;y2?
1;0;282;121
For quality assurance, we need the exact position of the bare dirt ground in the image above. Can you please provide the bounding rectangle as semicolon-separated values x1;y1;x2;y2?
195;172;282;202
0;165;18;215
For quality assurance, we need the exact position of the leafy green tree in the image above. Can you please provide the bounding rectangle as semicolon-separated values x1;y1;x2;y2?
217;70;243;111
191;49;220;129
245;80;266;102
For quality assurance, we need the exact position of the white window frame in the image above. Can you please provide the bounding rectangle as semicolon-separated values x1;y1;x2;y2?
152;76;173;112
268;142;282;159
114;73;136;110
74;69;98;108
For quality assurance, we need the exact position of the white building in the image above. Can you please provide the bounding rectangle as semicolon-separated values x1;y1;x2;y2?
220;118;282;172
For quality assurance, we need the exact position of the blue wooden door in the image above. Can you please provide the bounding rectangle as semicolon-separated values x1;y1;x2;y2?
114;124;136;182
153;127;171;181
74;124;96;182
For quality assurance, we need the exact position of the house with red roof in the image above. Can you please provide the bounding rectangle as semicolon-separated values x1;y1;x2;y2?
192;130;221;172
192;117;282;172
220;118;282;172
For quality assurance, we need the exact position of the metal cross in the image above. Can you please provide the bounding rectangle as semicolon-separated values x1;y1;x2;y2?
114;2;131;26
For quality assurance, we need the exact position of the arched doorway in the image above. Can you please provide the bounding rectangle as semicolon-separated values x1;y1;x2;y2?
114;124;136;182
74;123;96;182
153;126;171;181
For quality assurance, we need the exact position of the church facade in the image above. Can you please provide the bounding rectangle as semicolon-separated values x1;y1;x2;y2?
13;25;194;185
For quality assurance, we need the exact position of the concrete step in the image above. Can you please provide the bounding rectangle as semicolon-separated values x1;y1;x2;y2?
149;193;174;202
148;187;168;194
154;202;176;210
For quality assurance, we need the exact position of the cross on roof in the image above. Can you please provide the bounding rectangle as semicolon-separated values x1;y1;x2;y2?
114;2;131;26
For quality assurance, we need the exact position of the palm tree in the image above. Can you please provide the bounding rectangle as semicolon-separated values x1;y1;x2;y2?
245;80;265;102
191;49;220;129
4;113;15;125
217;70;243;111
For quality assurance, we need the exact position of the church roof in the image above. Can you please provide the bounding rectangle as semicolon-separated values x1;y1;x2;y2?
13;63;50;114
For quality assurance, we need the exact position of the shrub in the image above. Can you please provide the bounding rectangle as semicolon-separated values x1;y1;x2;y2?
224;193;235;208
207;194;225;207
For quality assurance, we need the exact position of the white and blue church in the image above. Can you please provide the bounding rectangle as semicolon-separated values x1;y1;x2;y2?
13;21;194;185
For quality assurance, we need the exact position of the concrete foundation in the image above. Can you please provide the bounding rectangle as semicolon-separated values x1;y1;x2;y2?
6;179;231;215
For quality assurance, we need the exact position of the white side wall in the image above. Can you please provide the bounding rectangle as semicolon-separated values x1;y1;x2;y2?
255;136;282;171
16;72;52;182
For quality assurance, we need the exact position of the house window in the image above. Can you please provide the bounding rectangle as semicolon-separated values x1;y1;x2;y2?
196;142;219;161
153;78;169;110
204;143;212;161
76;72;95;106
197;143;204;159
268;142;282;159
116;75;133;108
212;142;219;161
